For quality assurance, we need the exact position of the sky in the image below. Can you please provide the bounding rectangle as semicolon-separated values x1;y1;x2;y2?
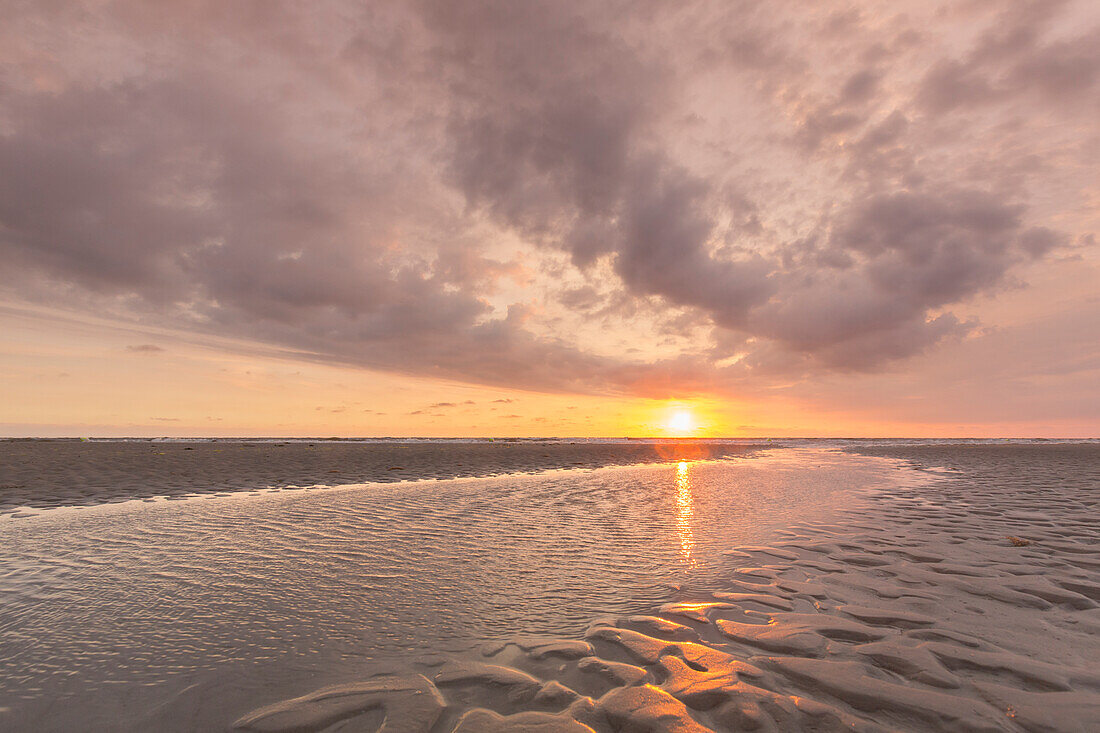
0;0;1097;438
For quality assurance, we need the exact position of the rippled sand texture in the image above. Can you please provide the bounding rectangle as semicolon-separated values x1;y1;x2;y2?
232;445;1100;733
0;450;880;731
0;440;762;515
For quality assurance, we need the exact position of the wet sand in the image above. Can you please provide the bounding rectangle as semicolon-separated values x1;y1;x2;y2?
1;446;861;731
1;442;1096;731
230;444;1100;732
0;439;760;516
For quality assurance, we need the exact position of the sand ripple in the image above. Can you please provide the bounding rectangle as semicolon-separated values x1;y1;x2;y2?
0;440;763;514
1;450;885;730
233;445;1100;732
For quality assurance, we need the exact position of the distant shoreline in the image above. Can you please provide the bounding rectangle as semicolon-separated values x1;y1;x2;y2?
0;439;766;516
2;436;1095;442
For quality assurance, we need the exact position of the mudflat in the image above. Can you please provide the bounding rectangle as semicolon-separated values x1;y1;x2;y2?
0;439;760;515
230;443;1100;732
1;442;1097;732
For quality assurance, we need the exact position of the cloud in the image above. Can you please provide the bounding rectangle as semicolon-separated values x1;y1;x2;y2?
0;0;1092;401
126;344;164;353
428;0;1080;373
737;189;1061;367
917;2;1100;113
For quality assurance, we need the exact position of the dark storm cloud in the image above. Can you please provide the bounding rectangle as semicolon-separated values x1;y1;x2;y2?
0;0;1093;396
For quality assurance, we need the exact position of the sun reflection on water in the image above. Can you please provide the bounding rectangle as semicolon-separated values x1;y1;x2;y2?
675;460;696;566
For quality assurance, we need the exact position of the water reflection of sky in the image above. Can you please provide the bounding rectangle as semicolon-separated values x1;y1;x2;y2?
0;448;910;732
676;460;696;567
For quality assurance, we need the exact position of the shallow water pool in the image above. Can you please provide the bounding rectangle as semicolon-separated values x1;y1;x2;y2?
0;448;901;731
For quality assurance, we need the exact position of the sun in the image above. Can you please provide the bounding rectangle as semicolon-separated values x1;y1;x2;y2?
666;410;695;435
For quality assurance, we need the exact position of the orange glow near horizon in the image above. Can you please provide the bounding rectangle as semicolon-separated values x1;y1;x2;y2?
2;304;1097;439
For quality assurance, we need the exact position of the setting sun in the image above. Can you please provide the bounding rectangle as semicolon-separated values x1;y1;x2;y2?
666;410;695;435
0;1;1095;729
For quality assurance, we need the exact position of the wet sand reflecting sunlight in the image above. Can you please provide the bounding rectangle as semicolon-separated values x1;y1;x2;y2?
0;449;895;731
675;460;696;567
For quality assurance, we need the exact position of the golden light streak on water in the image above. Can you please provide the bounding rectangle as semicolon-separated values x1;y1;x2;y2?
675;460;696;566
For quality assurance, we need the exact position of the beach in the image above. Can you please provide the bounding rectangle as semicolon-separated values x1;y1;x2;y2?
1;441;1097;731
0;439;762;516
7;2;1097;731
